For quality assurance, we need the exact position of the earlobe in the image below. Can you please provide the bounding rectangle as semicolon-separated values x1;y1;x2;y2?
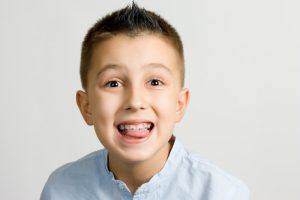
76;90;93;125
175;88;190;123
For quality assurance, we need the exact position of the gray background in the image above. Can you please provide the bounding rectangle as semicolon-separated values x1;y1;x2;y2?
0;0;299;199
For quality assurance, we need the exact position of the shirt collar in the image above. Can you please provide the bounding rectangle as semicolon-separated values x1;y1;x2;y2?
98;134;186;194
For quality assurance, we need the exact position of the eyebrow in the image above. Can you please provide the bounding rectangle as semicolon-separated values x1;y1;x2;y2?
96;63;172;78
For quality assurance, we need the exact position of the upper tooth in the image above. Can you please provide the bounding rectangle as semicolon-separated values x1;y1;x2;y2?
119;123;151;130
120;124;125;130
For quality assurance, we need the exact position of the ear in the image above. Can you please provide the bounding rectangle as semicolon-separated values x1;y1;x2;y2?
175;88;190;123
76;90;93;125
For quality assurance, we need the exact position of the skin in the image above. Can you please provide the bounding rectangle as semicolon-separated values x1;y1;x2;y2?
76;33;190;194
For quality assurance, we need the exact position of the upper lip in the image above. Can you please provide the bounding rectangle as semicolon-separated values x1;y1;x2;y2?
115;119;154;126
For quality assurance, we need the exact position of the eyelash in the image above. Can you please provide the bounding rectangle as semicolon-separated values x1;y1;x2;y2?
104;78;165;88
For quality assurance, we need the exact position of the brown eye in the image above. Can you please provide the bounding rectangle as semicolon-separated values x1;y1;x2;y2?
105;80;121;88
149;79;164;86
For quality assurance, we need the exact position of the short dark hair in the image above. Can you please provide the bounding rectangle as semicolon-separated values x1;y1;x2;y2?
80;1;185;91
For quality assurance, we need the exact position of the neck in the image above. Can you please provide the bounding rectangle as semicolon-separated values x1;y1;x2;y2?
107;140;173;194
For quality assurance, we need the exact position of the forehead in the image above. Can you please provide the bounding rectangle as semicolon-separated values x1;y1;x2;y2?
96;62;173;79
88;34;181;78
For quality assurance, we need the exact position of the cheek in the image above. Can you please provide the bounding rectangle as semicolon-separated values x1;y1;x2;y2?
91;93;122;144
91;92;120;124
154;98;177;136
153;91;178;121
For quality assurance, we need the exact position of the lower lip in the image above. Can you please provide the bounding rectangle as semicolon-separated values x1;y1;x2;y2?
115;126;154;144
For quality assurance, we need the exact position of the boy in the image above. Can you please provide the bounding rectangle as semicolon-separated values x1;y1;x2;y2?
41;2;250;200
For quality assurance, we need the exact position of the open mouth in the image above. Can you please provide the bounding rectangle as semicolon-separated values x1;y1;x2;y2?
116;122;154;137
114;121;155;144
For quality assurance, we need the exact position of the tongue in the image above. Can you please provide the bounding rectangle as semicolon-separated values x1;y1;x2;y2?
123;129;150;138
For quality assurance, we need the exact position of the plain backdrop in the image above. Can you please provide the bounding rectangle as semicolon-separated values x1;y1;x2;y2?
0;0;299;199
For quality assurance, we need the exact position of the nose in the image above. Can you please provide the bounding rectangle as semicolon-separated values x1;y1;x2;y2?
123;86;147;111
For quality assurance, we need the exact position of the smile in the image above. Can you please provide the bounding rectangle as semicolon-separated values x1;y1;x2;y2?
115;121;155;144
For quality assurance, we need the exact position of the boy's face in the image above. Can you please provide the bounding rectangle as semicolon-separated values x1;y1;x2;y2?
76;34;189;164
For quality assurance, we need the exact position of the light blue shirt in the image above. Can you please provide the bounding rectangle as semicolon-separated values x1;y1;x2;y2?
41;135;250;200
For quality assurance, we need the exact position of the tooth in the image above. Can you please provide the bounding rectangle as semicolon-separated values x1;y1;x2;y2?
119;123;152;131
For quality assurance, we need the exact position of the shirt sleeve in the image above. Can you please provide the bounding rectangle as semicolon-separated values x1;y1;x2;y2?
40;181;52;200
230;183;250;200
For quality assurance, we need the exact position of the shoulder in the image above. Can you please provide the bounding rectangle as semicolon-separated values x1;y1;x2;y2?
40;149;104;200
50;149;102;178
179;148;250;199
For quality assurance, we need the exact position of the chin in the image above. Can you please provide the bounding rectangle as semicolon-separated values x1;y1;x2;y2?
118;148;155;164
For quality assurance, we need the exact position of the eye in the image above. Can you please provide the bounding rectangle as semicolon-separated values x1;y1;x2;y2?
104;80;122;88
148;78;164;87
